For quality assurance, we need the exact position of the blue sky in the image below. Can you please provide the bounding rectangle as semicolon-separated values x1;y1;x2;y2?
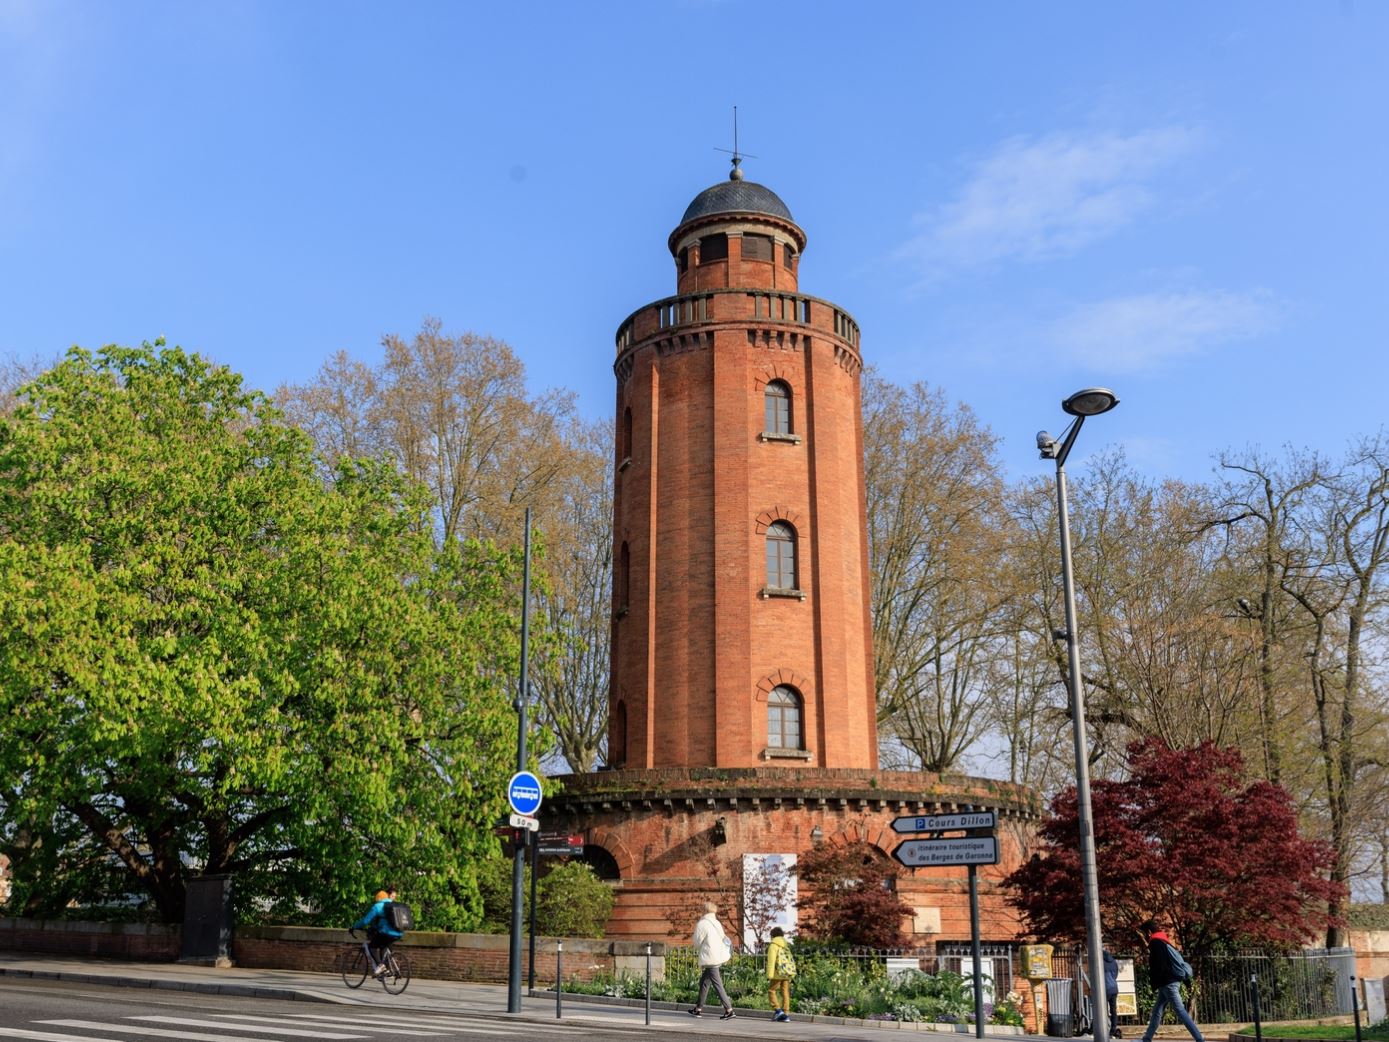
3;1;1385;484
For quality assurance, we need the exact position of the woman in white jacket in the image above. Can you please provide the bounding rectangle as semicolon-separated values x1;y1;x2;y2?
688;902;736;1020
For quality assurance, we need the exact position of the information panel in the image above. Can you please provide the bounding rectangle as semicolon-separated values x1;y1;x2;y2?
892;836;999;867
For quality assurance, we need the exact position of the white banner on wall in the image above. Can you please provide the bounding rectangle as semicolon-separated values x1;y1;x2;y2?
742;853;797;950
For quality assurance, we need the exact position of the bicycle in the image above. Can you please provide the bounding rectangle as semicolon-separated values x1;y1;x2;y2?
340;932;411;995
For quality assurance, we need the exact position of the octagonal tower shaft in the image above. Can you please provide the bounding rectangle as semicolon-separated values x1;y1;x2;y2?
608;175;877;771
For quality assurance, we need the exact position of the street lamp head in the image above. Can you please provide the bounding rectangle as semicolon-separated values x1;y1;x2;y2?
1062;387;1119;417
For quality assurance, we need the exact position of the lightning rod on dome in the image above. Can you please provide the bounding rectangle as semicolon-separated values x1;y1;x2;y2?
714;105;758;181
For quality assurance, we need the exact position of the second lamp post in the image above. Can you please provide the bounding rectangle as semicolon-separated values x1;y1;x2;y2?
1037;387;1119;1042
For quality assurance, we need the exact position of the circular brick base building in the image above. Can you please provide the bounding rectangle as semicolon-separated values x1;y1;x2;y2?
548;767;1038;944
541;160;1038;947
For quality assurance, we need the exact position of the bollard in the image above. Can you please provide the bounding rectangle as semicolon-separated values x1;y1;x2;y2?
1351;975;1362;1042
1251;973;1263;1042
556;941;563;1019
645;943;653;1026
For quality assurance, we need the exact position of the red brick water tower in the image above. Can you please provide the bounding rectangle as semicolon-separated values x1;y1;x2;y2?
547;160;1038;945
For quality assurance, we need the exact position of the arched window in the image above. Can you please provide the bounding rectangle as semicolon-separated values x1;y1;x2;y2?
619;541;630;611
764;380;791;434
581;845;621;881
622;407;633;463
767;685;803;749
766;521;797;590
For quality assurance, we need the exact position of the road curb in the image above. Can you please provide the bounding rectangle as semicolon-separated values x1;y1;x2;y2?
0;965;342;1004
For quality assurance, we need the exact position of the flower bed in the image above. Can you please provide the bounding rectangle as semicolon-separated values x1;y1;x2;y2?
558;945;1026;1025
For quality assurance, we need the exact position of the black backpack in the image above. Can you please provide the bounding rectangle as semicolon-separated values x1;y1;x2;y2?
384;901;413;932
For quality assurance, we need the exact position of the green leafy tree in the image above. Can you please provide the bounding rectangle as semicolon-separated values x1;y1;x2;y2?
0;342;537;929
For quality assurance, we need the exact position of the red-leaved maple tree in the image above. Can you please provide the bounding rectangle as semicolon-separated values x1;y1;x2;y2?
795;840;915;948
1004;737;1342;962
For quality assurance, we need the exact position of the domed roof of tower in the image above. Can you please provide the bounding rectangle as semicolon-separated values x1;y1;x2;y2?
679;159;794;225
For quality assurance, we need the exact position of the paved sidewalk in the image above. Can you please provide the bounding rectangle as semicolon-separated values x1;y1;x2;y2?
0;952;1038;1041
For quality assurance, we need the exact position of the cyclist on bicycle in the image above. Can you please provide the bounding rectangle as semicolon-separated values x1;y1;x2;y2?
350;886;403;977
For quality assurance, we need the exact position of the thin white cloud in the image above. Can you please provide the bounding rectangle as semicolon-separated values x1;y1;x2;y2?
900;127;1201;280
1051;289;1279;370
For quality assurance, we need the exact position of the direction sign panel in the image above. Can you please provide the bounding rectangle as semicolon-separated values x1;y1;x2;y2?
893;836;999;867
507;770;543;816
537;833;584;857
890;811;996;834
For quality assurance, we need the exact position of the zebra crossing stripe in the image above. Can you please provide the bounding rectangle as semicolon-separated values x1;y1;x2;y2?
129;1018;366;1040
40;1024;283;1042
292;1022;510;1040
208;1017;447;1038
0;1029;126;1042
281;1022;477;1039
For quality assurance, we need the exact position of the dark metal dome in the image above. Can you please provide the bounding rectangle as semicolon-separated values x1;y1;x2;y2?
679;179;794;225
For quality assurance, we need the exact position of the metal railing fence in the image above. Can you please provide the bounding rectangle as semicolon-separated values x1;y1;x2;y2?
1046;945;1355;1023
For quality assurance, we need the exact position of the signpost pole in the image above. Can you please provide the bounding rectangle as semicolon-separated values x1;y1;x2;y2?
507;508;533;1013
969;863;984;1039
528;827;538;989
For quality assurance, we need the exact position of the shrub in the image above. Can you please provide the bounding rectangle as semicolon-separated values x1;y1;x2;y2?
992;993;1026;1026
534;862;614;938
476;857;614;937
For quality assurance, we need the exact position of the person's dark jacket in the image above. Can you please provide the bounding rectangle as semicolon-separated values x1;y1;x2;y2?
1103;950;1119;997
1147;931;1181;988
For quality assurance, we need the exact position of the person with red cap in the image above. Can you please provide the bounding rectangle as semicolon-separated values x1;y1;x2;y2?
1140;918;1204;1042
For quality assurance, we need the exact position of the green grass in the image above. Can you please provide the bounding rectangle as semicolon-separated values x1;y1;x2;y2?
1233;1023;1389;1041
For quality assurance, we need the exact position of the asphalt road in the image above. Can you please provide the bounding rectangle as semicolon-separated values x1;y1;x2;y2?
0;978;665;1042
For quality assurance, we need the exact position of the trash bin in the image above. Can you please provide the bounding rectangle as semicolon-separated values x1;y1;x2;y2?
1046;978;1075;1037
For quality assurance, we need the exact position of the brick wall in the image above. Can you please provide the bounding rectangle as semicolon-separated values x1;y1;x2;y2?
0;917;181;960
0;917;665;984
233;926;664;984
1350;929;1389;982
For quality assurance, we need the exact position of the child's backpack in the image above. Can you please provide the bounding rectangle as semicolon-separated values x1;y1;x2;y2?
385;901;414;932
777;946;796;979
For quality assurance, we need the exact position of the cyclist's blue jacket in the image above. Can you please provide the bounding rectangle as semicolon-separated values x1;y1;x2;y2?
352;900;403;940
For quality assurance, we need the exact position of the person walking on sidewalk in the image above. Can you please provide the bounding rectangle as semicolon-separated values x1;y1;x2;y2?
1104;948;1121;1038
688;901;736;1021
765;926;795;1022
1140;919;1204;1042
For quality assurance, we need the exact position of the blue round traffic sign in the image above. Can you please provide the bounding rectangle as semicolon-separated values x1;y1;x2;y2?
507;770;543;816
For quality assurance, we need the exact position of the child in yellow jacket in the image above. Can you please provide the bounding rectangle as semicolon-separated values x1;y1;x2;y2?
765;927;794;1022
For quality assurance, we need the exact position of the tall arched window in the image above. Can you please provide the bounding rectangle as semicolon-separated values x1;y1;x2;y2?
767;685;803;749
764;380;791;434
766;521;797;590
622;407;633;462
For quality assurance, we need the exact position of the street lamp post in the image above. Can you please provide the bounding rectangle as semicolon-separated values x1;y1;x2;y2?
1037;388;1118;1042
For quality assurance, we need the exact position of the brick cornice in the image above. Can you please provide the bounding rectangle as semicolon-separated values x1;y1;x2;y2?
547;767;1041;821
